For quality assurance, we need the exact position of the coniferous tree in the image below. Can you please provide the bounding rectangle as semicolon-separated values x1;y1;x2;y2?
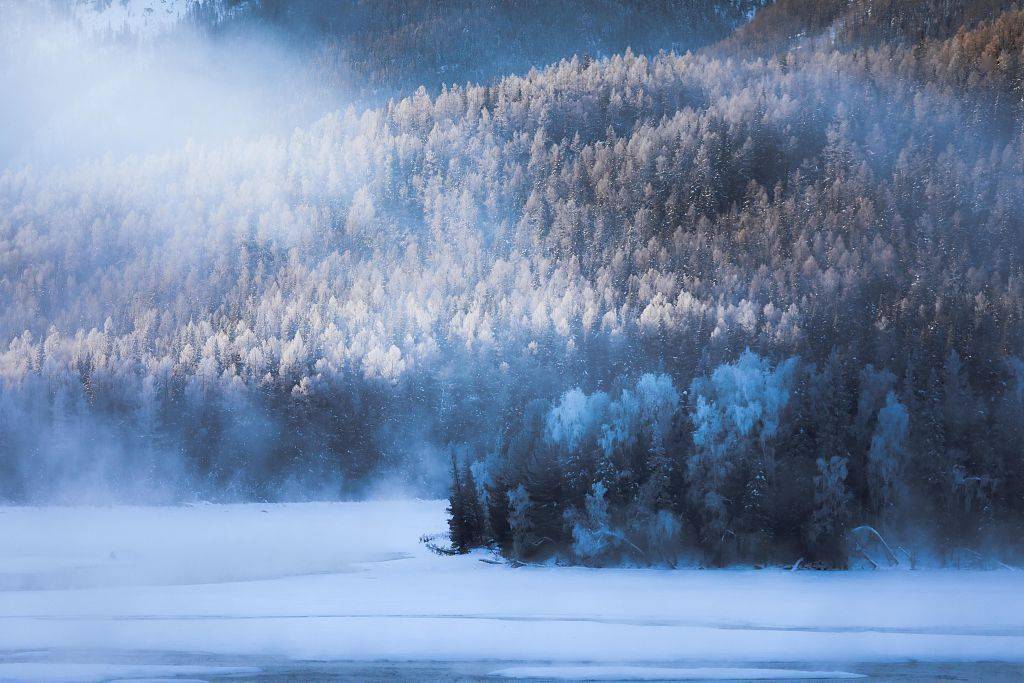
462;462;486;549
485;475;514;554
447;455;470;554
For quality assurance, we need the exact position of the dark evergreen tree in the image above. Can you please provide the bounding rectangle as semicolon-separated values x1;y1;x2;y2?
485;476;514;554
461;462;486;549
447;455;471;554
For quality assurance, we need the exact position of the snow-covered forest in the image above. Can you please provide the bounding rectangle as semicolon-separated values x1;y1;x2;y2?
2;0;1024;569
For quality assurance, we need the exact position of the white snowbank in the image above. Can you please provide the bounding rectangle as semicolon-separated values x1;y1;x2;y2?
0;500;436;589
490;666;866;680
1;501;1023;664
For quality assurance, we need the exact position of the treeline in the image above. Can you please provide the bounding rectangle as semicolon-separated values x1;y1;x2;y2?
1;2;1023;563
715;0;1021;57
190;0;764;102
450;351;1024;567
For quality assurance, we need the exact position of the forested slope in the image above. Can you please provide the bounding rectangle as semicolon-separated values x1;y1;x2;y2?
191;0;766;101
714;0;1019;57
2;0;1023;566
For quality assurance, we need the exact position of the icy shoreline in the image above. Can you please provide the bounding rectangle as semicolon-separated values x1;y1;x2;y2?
1;501;1022;672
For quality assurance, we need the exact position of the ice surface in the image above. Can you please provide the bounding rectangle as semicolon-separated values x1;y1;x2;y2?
0;663;258;682
0;500;433;589
1;501;1023;664
489;666;866;680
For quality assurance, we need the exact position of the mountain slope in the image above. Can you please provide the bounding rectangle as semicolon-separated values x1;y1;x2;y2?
714;0;1021;57
1;1;1022;566
193;0;768;101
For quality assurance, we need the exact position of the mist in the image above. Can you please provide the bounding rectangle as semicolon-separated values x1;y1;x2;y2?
0;1;340;168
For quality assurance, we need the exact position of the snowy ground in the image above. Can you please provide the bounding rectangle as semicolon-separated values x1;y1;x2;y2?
1;501;1023;681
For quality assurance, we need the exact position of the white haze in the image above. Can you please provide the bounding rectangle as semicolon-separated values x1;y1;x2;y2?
0;1;332;168
0;1;373;504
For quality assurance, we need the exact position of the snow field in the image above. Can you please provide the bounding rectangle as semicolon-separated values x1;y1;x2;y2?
1;500;1022;667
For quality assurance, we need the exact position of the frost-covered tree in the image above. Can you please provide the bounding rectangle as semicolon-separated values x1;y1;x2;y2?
687;351;798;560
867;392;910;523
507;484;534;560
569;481;617;564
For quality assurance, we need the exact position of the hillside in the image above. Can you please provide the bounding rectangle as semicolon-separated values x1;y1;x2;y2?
193;0;768;101
714;0;1021;56
1;1;1023;568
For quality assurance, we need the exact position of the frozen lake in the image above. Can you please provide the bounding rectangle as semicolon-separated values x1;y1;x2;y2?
3;657;1024;682
1;501;1022;681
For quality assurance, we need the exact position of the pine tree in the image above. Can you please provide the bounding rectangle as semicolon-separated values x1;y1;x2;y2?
447;454;470;553
462;462;485;549
448;455;486;553
485;475;513;553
